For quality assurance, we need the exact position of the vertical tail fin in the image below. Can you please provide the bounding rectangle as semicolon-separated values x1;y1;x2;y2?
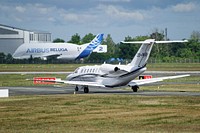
76;33;104;59
121;39;187;69
128;39;155;68
87;33;104;50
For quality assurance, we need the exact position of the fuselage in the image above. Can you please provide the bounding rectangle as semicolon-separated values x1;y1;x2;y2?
13;33;104;60
63;39;187;93
13;43;89;60
67;65;146;87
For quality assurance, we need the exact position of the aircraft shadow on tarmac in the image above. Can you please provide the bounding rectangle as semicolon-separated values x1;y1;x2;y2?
78;90;133;94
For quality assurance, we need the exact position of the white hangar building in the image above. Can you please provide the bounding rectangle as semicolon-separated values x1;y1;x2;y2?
0;24;51;54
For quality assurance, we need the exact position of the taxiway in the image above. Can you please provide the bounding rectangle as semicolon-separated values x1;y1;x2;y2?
0;86;199;96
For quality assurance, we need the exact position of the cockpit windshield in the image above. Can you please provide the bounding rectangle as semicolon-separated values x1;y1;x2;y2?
74;68;80;73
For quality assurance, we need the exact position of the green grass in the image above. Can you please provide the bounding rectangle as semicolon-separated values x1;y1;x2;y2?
0;95;199;132
0;74;67;87
147;63;200;71
140;84;200;92
0;64;86;72
1;63;200;72
0;63;199;132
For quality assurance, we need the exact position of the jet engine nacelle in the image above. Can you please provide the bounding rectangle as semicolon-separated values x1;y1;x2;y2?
100;64;120;73
100;64;133;74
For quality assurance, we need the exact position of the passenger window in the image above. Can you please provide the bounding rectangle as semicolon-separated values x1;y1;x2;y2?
81;69;84;73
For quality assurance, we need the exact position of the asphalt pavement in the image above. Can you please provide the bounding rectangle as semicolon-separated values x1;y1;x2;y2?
1;86;199;96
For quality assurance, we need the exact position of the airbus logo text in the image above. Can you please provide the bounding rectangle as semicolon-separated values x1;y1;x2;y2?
26;48;68;53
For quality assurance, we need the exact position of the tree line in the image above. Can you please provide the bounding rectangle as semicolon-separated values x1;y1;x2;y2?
0;30;200;64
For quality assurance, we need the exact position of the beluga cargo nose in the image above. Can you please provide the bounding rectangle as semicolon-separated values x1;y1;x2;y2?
13;45;24;59
13;43;31;59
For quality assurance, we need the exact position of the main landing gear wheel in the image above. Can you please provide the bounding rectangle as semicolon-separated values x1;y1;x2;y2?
84;86;89;93
132;86;139;92
75;86;79;92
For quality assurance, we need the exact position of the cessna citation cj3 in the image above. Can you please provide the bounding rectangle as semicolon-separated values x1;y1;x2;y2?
13;34;105;60
40;39;189;93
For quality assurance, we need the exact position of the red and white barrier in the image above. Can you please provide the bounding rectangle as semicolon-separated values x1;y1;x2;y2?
139;75;152;80
33;77;56;84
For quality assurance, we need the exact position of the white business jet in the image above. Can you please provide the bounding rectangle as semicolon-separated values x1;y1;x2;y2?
39;39;189;93
13;34;105;60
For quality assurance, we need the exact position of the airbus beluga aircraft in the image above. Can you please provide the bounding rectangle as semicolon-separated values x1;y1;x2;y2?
36;39;189;93
13;34;105;60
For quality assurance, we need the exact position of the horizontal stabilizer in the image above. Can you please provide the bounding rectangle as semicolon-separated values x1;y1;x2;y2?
155;40;188;43
121;40;188;44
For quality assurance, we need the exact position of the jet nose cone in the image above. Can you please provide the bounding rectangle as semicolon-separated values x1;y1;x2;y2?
66;74;72;80
12;51;17;59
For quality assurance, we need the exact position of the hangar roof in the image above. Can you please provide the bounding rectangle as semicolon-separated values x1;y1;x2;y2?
0;24;51;34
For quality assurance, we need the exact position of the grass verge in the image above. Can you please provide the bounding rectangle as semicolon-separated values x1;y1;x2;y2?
1;63;200;72
147;63;200;71
0;95;199;132
0;64;90;72
0;74;67;87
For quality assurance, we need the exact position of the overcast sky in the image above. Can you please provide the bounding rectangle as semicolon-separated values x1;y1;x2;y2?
0;0;199;42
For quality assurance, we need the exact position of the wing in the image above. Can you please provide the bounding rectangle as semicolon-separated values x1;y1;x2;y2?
57;80;105;87
128;74;190;86
31;78;105;87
